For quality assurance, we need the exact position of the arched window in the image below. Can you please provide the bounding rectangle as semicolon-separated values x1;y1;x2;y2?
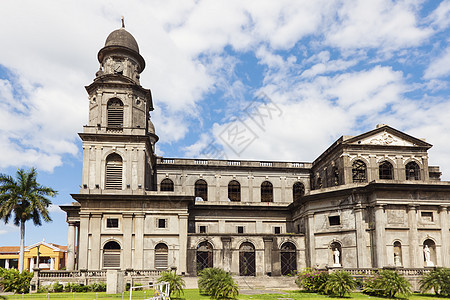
160;178;174;192
406;161;420;180
195;180;208;201
352;160;367;183
316;177;322;189
105;153;123;190
155;243;168;269
239;242;255;276
281;242;297;275
261;181;273;202
293;182;305;201
196;241;213;272
103;241;120;269
107;98;124;128
379;161;394;180
228;180;241;202
393;241;402;267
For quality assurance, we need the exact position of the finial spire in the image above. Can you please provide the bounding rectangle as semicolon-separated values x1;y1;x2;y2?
121;16;125;28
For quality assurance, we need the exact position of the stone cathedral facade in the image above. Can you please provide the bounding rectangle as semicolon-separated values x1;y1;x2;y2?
61;26;450;277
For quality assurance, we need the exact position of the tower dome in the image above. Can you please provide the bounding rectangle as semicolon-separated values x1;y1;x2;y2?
105;28;140;53
97;23;145;72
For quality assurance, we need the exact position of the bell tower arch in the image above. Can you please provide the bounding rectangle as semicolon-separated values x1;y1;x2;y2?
80;23;158;192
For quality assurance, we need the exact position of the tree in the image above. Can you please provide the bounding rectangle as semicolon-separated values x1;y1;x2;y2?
419;268;450;296
0;168;57;271
323;270;356;297
157;270;185;298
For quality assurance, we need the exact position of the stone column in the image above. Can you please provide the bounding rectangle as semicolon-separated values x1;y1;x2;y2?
354;204;368;267
178;214;189;274
122;214;133;270
50;258;55;270
408;205;419;267
439;206;449;267
374;204;386;268
78;213;89;270
67;221;76;270
89;213;102;270
221;237;232;273
134;213;145;270
305;213;316;267
263;237;273;275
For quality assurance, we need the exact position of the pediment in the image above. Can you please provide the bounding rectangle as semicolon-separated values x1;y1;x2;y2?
344;125;431;148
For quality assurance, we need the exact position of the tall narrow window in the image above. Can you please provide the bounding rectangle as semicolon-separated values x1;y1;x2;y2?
160;178;174;191
280;242;297;276
293;182;305;201
107;98;123;128
228;180;241;202
195;179;208;201
103;241;121;269
405;161;420;180
261;181;273;202
379;161;394;180
105;153;123;190
352;160;367;183
154;243;168;269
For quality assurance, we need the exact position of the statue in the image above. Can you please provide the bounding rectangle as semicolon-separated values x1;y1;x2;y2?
424;245;434;267
394;252;401;267
333;248;341;267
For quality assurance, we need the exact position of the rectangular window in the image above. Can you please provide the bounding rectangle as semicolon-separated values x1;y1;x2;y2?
106;218;119;228
421;212;434;222
274;227;281;234
199;226;207;233
158;219;167;229
329;216;341;226
237;226;244;234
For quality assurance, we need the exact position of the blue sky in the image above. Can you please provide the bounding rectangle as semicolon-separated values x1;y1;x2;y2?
0;0;449;247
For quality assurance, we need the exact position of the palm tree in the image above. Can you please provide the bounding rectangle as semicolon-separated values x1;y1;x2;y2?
0;168;57;271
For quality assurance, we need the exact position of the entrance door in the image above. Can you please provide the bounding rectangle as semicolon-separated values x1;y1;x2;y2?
239;242;256;276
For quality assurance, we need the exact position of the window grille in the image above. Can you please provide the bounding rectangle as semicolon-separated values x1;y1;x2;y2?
379;161;394;179
228;180;241;202
107;99;123;128
239;242;255;276
195;180;208;201
196;241;213;272
160;178;174;191
106;218;119;228
280;242;297;275
406;161;420;180
352;160;367;183
155;244;168;269
293;182;305;201
261;181;273;202
105;154;122;190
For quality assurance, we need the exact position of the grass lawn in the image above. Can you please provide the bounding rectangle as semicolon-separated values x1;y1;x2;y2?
1;290;441;300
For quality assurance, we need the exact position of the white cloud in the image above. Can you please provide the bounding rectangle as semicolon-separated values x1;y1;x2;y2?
424;47;450;79
325;0;432;51
428;0;450;30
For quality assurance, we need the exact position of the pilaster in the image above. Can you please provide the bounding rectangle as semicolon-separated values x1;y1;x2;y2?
67;221;77;270
305;212;315;267
178;214;189;274
122;213;133;270
408;204;420;267
89;213;102;270
373;204;386;268
439;206;449;267
354;205;368;267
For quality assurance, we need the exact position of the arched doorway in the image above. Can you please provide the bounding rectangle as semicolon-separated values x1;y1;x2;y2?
103;241;121;269
239;242;256;276
280;242;297;275
196;241;213;272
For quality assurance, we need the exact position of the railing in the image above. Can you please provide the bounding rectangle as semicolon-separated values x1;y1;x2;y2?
38;269;163;278
227;161;240;166
194;160;208;165
260;162;273;167
330;267;434;277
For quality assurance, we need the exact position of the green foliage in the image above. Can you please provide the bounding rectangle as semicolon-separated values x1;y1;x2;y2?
52;282;64;293
363;269;411;298
419;268;450;296
157;270;186;298
295;268;329;294
197;268;239;299
89;282;106;292
0;268;33;294
37;285;50;293
322;270;356;297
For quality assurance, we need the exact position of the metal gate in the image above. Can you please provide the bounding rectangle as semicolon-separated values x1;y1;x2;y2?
239;242;255;276
196;241;213;272
280;242;297;275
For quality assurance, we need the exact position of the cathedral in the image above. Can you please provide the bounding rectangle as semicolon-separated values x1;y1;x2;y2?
61;25;450;277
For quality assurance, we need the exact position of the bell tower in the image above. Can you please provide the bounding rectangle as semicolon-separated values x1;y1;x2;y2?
80;23;158;192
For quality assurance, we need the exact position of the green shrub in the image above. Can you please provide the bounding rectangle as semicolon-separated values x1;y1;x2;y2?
157;270;185;298
198;268;239;299
89;282;106;292
52;282;64;293
323;270;356;297
295;268;329;294
37;285;50;293
70;283;89;293
363;269;411;298
419;268;450;296
0;268;33;294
